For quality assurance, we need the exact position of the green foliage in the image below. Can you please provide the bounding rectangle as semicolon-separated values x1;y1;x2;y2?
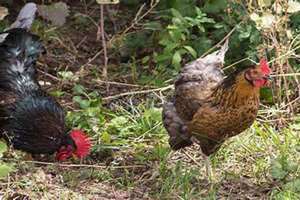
67;84;105;133
203;0;228;14
154;7;215;70
117;1;263;85
0;141;14;179
103;104;164;146
67;84;164;152
270;155;298;181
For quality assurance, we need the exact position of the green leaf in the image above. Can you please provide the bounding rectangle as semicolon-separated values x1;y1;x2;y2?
0;141;7;154
284;179;300;193
79;100;91;109
0;141;7;158
50;90;65;98
73;84;86;95
286;160;298;172
183;46;197;58
144;21;162;31
73;96;82;103
0;164;14;178
57;71;74;80
172;51;182;67
101;132;111;144
73;96;91;109
142;56;150;64
271;160;288;180
170;8;184;20
203;0;227;13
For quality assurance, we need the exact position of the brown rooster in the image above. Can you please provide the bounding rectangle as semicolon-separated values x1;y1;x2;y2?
162;40;271;177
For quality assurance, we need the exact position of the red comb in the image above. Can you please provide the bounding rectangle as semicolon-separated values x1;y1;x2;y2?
70;130;91;159
259;58;271;75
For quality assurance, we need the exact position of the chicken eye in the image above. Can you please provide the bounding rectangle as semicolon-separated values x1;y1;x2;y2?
251;70;259;77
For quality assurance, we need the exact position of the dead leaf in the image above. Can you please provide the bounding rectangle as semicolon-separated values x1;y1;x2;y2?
37;2;69;27
287;0;300;13
0;7;8;21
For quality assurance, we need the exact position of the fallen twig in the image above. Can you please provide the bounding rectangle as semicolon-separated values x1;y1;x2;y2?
102;85;174;101
182;150;203;169
94;79;154;88
270;73;300;77
98;5;108;79
5;159;146;169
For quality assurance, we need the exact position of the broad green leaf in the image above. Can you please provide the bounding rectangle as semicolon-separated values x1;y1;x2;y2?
50;90;65;98
0;141;7;155
73;84;86;95
79;100;91;109
171;8;184;20
183;46;197;58
0;164;14;178
142;56;150;64
144;21;162;31
101;132;111;144
203;0;227;13
73;96;82;103
172;51;182;67
284;179;300;192
0;141;7;158
270;160;288;180
238;27;251;40
286;161;298;172
164;42;179;52
58;71;74;80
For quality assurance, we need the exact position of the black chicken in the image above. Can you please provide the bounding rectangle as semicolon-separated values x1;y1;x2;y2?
0;3;91;161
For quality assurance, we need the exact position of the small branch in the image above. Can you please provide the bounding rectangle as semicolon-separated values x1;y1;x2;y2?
121;0;159;36
94;79;155;88
102;85;174;101
200;19;246;58
5;159;146;169
98;5;108;79
182;150;203;168
270;73;300;77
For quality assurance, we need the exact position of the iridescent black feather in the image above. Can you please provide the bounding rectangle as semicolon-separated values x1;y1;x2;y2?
0;28;75;155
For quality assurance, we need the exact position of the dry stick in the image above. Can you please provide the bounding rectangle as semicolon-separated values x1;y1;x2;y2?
6;159;145;169
182;150;203;168
102;85;174;101
99;5;108;79
270;73;300;77
279;96;300;110
222;57;251;70
200;20;245;58
36;68;60;82
84;0;158;67
121;0;159;36
94;79;155;88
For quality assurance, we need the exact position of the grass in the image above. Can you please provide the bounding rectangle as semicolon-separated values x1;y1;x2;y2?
1;103;299;199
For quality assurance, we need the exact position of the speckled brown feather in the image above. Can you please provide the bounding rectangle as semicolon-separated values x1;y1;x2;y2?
188;74;260;155
163;40;261;156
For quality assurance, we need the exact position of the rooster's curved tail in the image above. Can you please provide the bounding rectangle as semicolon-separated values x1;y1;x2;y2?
0;3;44;95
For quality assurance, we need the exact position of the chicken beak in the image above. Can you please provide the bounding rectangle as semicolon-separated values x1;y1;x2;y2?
72;153;77;159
